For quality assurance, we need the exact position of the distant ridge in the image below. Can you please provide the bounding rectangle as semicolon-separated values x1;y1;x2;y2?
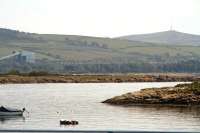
1;28;200;46
118;30;200;46
1;28;200;73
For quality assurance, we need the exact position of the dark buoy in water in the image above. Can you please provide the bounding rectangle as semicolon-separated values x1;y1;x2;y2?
71;120;79;125
60;120;78;125
60;120;71;125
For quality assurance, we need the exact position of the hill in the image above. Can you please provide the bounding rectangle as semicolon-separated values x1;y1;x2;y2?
118;30;200;46
0;28;200;73
0;28;151;62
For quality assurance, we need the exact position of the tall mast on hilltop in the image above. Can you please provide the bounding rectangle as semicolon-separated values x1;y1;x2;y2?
170;17;175;31
170;24;173;31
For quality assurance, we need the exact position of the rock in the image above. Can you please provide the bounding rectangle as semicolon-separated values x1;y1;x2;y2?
102;82;200;105
60;120;79;125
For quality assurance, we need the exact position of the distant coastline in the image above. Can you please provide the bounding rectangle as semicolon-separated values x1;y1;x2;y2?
0;73;199;84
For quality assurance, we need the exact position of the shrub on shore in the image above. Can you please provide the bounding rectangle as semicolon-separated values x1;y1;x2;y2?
175;82;200;94
27;71;49;76
6;70;20;75
3;70;51;76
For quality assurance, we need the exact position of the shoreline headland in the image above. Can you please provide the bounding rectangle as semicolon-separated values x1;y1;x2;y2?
102;82;200;105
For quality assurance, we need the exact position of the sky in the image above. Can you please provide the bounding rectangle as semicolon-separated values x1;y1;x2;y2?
0;0;199;37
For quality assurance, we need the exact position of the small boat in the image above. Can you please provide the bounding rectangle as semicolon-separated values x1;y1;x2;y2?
0;106;25;116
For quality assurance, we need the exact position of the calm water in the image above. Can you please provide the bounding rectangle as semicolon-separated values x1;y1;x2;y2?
0;82;200;132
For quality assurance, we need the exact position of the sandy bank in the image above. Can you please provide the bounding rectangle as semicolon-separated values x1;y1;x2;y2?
0;74;199;84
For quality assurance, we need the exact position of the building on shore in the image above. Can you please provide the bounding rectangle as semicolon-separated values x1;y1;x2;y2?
15;51;35;63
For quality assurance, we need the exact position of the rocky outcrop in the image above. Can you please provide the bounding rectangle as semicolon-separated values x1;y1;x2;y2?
103;82;200;105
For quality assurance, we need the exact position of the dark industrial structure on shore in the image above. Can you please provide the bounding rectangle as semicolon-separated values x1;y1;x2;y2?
0;51;35;63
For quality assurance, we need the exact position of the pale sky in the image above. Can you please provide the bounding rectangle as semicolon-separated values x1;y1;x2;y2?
0;0;199;37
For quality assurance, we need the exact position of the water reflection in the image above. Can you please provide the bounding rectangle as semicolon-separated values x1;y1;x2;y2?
0;116;25;124
123;104;200;119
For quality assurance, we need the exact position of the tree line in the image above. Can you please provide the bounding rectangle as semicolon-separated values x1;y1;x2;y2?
1;59;200;74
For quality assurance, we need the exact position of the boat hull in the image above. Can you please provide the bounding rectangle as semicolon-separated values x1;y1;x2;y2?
0;111;23;116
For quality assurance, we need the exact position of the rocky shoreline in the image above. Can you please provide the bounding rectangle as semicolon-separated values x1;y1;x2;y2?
102;82;200;105
0;74;199;84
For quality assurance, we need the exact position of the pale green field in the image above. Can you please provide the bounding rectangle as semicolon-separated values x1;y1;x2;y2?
1;33;200;63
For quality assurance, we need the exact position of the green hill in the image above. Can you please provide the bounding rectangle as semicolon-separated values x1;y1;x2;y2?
0;28;200;73
118;30;200;46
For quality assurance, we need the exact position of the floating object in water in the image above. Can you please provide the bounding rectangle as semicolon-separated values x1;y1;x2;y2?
71;120;79;125
60;120;79;125
0;106;26;116
60;120;71;125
